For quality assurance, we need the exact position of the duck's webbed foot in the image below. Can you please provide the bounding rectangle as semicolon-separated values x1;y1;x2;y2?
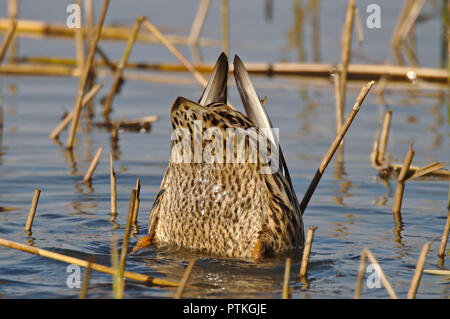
252;239;266;262
130;235;152;254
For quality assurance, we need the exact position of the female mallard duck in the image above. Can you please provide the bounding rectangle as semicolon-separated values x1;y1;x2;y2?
134;53;304;260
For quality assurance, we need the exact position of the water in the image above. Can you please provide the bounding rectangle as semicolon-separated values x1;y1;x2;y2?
0;0;448;298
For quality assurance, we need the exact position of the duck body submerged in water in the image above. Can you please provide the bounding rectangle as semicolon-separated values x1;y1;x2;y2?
137;54;304;260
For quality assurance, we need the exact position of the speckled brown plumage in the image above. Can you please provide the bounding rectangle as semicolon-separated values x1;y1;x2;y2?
146;96;304;259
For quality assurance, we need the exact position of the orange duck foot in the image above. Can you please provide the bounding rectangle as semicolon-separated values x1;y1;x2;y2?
130;235;152;254
252;239;265;262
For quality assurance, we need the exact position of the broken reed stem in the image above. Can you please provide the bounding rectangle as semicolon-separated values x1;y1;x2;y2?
67;0;110;149
110;151;117;219
365;248;398;299
221;0;229;56
299;81;374;214
407;242;431;299
142;17;207;87
49;82;104;140
174;258;197;299
189;0;210;45
118;189;136;285
354;247;368;299
0;19;17;65
79;257;92;299
0;237;178;287
392;144;415;223
103;16;144;116
25;188;41;233
132;178;141;225
438;209;450;257
377;110;392;166
83;147;103;182
95;46;117;72
282;257;292;299
397;0;426;44
338;0;355;121
299;226;317;278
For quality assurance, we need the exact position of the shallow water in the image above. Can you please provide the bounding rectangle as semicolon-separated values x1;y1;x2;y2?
0;0;448;298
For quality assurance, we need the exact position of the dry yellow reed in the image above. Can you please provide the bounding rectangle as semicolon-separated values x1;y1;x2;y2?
354;247;368;299
377;110;392;166
132;178;141;226
365;249;398;299
109;151;117;219
142;17;207;87
189;0;210;45
83;147;103;182
282;257;292;299
338;0;355;119
407;242;430;299
25;188;40;233
0;237;179;287
67;0;110;149
438;210;450;257
174;258;197;299
299;226;317;278
221;0;229;56
392;144;415;223
50;82;104;140
0;19;17;64
300;81;374;213
74;0;85;70
79;257;92;299
103;16;144;116
354;7;364;45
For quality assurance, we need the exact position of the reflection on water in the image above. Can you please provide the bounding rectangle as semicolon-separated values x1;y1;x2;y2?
0;0;448;299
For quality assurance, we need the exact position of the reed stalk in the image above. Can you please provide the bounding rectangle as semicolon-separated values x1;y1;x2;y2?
354;7;364;46
103;16;144;116
79;257;92;299
67;0;110;150
142;17;208;87
438;210;450;257
221;0;229;56
299;81;374;214
0;19;220;47
7;0;18;63
338;0;355;121
407;242;430;299
25;188;40;233
110;235;122;298
354;247;368;299
392;144;414;224
282;257;292;299
0;19;17;65
299;226;317;278
174;259;196;299
132;178;141;226
118;189;136;292
109;151;117;219
83;147;103;182
377;110;392;166
189;0;210;45
49;82;104;140
0;237;179;286
334;72;342;134
365;249;398;299
74;0;85;70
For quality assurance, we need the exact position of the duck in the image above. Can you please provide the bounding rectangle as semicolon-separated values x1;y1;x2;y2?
133;53;304;261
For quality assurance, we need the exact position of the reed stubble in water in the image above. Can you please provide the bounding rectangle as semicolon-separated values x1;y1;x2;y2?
282;257;292;299
25;188;40;233
83;147;103;182
407;242;430;299
299;226;317;278
392;144;415;224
